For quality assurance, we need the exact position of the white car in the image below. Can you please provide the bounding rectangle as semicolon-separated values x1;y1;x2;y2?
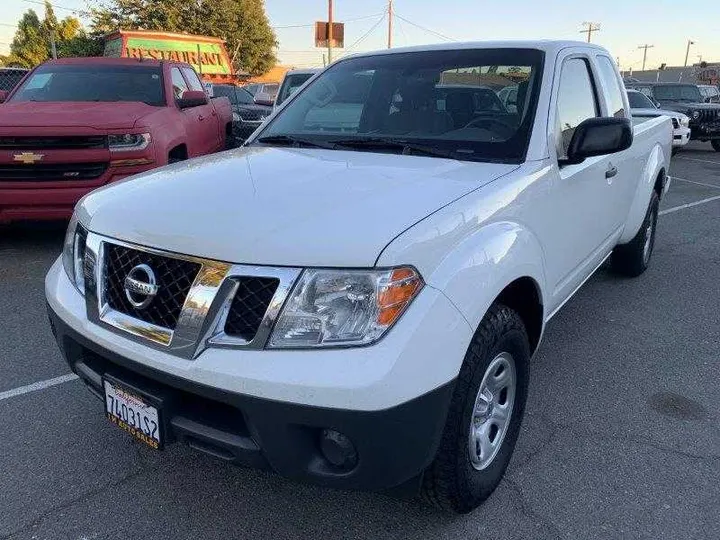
627;89;690;151
46;41;671;513
275;68;320;108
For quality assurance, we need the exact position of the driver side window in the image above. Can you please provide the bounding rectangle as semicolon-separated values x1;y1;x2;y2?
171;67;189;100
556;58;599;158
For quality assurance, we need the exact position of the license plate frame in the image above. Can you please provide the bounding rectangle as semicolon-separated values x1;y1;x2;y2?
103;377;163;450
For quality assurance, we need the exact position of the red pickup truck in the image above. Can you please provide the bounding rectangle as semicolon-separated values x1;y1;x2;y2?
0;57;232;223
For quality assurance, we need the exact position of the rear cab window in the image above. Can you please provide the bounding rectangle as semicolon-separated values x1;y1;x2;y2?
170;67;189;99
595;56;626;117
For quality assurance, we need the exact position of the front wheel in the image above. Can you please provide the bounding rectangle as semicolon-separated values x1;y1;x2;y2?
611;191;659;277
422;304;530;513
711;140;720;152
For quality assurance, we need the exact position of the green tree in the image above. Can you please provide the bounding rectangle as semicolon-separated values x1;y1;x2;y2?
89;0;277;75
2;1;99;68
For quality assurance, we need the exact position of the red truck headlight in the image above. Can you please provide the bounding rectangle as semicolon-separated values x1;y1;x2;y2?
108;133;151;151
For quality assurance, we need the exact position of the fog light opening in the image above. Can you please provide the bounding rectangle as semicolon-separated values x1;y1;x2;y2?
319;429;358;471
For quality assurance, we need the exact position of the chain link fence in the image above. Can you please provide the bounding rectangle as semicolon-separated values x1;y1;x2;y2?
0;68;29;92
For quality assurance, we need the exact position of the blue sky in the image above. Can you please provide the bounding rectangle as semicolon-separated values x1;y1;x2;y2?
2;0;718;71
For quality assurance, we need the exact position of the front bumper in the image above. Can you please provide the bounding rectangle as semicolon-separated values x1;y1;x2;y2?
48;304;455;492
673;126;691;147
0;163;155;223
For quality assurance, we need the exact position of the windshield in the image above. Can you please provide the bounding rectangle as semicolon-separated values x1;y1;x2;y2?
255;48;544;163
277;73;316;106
628;91;656;109
213;85;254;105
10;64;164;106
653;85;702;103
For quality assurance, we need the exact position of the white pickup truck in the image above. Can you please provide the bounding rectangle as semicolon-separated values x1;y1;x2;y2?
46;41;671;513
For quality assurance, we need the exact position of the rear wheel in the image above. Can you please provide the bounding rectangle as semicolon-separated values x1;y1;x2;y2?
421;304;530;513
711;140;720;152
611;191;659;277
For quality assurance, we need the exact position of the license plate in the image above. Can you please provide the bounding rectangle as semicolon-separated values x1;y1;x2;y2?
104;379;161;449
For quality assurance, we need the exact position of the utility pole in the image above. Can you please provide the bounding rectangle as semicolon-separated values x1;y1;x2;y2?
49;31;57;59
638;44;654;71
684;40;695;67
580;22;601;43
387;0;393;49
327;0;333;64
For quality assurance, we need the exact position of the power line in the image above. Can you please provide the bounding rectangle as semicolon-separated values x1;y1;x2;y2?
392;13;455;42
343;13;386;53
22;0;90;16
580;21;601;43
272;12;383;29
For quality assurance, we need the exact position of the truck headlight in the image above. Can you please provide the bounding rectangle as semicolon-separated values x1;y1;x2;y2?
691;110;701;120
108;133;151;151
61;214;87;295
268;267;423;348
679;115;690;127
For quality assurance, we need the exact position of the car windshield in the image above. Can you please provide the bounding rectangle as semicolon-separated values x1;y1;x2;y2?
10;64;164;106
255;48;544;163
628;91;656;109
277;73;316;106
213;85;254;105
653;85;702;102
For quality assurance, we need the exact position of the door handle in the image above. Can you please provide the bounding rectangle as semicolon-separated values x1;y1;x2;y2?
605;165;618;179
198;114;205;121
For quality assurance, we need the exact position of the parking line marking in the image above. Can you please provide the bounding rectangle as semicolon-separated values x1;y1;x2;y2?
676;156;720;165
672;176;720;190
660;194;720;216
0;374;78;402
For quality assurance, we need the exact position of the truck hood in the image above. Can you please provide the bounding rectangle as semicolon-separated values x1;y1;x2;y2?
656;101;720;114
0;101;161;129
81;146;517;267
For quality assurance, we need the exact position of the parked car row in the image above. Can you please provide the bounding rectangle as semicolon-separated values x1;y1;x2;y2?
625;81;720;151
627;89;690;153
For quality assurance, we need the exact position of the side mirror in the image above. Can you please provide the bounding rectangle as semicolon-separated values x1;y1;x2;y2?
254;94;274;106
0;90;8;103
176;90;208;109
561;117;633;165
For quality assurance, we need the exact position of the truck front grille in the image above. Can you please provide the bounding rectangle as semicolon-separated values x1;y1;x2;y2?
0;135;107;150
0;162;108;182
695;109;720;123
224;277;280;341
103;244;201;330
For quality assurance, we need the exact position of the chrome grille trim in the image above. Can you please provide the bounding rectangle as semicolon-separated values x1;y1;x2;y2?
82;231;301;359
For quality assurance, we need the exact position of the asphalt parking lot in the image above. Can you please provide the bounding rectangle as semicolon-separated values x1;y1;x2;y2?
1;141;719;540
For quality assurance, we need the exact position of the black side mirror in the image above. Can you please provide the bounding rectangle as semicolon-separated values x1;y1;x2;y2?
561;117;633;166
176;90;208;109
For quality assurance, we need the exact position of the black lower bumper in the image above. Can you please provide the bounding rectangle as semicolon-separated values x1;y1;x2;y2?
48;305;454;493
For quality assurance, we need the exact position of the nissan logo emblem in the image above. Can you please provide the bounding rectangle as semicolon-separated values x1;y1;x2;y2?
124;264;159;309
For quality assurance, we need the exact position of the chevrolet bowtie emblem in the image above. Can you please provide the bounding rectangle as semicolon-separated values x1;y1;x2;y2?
13;152;44;164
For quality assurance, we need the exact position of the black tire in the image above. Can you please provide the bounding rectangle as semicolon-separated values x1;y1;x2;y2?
421;304;530;513
671;147;679;156
712;140;720;152
611;190;659;277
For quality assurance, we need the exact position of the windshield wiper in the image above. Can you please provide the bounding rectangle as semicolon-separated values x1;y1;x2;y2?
331;137;467;160
254;134;338;150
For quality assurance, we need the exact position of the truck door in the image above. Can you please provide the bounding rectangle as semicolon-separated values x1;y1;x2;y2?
545;54;621;308
171;66;219;156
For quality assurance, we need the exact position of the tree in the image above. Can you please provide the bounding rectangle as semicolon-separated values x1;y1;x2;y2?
1;1;99;68
89;0;278;75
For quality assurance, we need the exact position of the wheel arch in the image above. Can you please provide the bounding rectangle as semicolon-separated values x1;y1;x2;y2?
620;142;667;244
425;221;547;355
